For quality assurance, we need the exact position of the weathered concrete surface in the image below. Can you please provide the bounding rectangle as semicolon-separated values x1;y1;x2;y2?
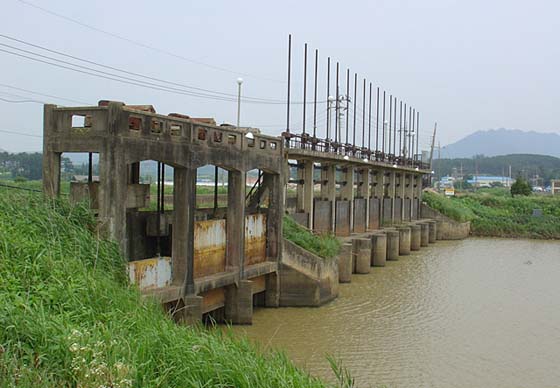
368;198;381;230
338;243;353;283
353;198;367;233
394;198;403;223
314;199;332;233
225;280;253;324
382;198;393;225
427;220;437;243
335;200;352;236
352;238;371;274
410;224;422;251
371;233;387;267
385;229;400;261
280;239;339;306
420;203;471;240
419;221;430;247
397;226;411;256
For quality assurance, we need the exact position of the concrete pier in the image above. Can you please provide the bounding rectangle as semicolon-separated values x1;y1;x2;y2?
385;230;400;261
338;243;353;283
371;233;387;267
428;220;437;243
353;238;372;274
397;226;412;256
410;224;422;251
419;222;430;247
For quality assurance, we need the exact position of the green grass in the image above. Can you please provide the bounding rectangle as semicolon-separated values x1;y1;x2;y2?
283;215;341;259
423;190;560;239
0;188;335;388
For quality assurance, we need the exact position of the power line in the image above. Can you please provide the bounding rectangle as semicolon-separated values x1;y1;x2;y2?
0;96;42;104
15;0;286;84
0;82;92;105
0;129;42;138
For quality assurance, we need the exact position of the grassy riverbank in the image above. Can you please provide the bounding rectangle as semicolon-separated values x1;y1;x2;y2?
0;189;333;387
283;216;341;259
423;190;560;239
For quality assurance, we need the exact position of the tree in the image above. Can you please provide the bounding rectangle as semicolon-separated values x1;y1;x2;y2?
510;176;532;197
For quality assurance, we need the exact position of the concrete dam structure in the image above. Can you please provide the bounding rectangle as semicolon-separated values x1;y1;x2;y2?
42;101;458;324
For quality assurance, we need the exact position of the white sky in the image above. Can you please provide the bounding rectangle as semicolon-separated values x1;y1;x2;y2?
1;0;559;152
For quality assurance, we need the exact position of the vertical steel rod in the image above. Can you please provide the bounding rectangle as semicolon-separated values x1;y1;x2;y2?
345;69;350;145
313;49;318;138
326;57;331;141
388;94;392;156
376;87;380;153
286;34;291;133
362;78;366;149
335;62;340;143
302;43;307;135
399;100;403;158
416;110;420;163
368;82;372;152
393;97;397;156
353;73;357;148
382;91;386;154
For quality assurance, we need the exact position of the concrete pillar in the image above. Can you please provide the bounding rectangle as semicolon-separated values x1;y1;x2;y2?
338;243;353;283
177;295;203;325
302;160;314;229
225;280;253;324
428;220;437;243
354;168;369;232
172;167;197;293
435;219;444;240
338;166;354;235
42;104;61;198
419;222;429;247
371;233;387;267
395;172;406;223
264;173;282;261
321;164;336;232
97;102;128;254
397;226;411;255
410;224;421;251
383;171;396;225
265;272;280;307
227;170;246;278
352;238;371;274
296;161;304;212
385;229;400;261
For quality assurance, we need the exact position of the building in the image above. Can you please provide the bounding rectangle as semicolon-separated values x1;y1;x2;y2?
467;175;512;188
551;180;560;195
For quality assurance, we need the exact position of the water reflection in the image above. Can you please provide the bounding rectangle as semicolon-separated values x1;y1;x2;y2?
232;239;560;388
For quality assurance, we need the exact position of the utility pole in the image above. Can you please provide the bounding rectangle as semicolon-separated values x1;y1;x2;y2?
429;122;437;171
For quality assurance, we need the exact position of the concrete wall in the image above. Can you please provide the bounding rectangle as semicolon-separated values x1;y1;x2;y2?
279;239;339;307
420;203;471;240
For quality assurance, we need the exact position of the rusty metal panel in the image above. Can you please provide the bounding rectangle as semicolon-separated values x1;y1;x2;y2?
353;198;366;233
245;213;267;266
128;257;172;290
194;219;226;278
313;199;332;233
199;287;225;314
335;200;351;236
394;198;403;223
369;198;380;230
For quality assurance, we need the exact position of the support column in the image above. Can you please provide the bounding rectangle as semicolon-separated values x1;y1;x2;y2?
172;167;197;294
264;173;282;262
227;170;246;278
296;161;304;211
354;168;369;233
338;166;354;236
97;102;128;254
319;164;336;232
395;172;406;223
302;160;314;229
383;171;396;225
225;279;253;324
42;104;61;198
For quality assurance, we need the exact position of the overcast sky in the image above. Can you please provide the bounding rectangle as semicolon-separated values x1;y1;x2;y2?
1;0;559;153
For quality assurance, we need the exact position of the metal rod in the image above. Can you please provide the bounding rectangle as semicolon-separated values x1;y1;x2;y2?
346;69;350;145
409;105;412;164
313;49;318;138
416;110;420;163
302;43;307;135
335;62;339;143
376;87;379;153
382;91;386;154
88;152;92;183
326;56;331;140
393;96;397;156
399;100;403;158
368;82;372;151
286;34;291;133
388;94;392;156
404;103;408;160
362;78;366;149
353;73;357;148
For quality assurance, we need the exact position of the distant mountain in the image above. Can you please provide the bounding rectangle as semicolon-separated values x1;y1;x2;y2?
441;129;560;158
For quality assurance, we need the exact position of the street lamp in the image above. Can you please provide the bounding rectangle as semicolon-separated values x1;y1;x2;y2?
236;78;243;128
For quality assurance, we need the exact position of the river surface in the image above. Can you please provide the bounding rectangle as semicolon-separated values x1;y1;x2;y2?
232;238;560;388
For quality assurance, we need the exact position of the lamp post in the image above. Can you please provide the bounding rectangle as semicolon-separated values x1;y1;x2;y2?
236;77;243;128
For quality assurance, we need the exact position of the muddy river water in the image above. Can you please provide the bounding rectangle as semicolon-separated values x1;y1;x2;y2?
232;238;560;387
